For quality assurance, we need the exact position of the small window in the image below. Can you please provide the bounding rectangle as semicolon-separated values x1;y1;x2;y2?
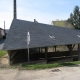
77;35;80;37
49;35;56;40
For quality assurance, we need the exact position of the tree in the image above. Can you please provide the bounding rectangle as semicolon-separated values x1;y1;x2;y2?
68;6;80;29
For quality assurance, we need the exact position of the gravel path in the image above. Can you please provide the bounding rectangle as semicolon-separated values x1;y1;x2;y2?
0;65;80;80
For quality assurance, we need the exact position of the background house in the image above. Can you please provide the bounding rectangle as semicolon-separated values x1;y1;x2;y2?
0;28;5;39
51;20;74;28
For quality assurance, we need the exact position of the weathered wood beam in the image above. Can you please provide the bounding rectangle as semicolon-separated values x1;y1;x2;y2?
54;46;56;52
67;45;73;58
11;51;17;59
39;48;40;53
78;44;80;60
72;44;75;50
8;53;11;65
45;47;48;60
7;51;12;65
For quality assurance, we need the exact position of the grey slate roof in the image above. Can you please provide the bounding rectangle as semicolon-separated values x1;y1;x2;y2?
3;19;80;50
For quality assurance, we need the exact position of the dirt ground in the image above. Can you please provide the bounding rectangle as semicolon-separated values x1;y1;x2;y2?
0;65;80;80
0;54;9;66
0;52;80;80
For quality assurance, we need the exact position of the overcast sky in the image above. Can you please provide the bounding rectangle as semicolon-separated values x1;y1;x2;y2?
0;0;80;29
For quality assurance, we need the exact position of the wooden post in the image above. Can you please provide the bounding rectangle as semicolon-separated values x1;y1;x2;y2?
41;48;42;53
45;47;48;60
54;46;56;52
39;48;40;53
8;53;11;65
7;51;11;65
70;47;73;58
53;46;54;52
78;44;80;60
67;45;73;58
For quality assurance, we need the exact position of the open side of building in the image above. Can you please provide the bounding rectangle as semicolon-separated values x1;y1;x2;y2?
3;19;80;65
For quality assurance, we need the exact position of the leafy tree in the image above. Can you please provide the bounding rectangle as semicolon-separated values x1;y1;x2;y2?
68;6;80;29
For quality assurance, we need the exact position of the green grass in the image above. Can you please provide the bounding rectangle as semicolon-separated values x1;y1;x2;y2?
11;61;80;70
0;50;7;57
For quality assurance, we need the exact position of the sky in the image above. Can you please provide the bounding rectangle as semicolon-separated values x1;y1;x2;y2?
0;0;80;29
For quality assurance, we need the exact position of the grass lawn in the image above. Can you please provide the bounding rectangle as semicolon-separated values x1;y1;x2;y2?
0;50;7;57
11;61;80;70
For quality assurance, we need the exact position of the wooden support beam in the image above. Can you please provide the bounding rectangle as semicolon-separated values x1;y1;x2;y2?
54;46;56;52
21;50;23;62
45;47;48;60
7;51;12;65
11;51;17;59
78;44;80;60
53;46;54;52
70;46;73;58
40;48;42;53
39;48;40;53
72;44;75;50
8;53;11;65
67;45;73;58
